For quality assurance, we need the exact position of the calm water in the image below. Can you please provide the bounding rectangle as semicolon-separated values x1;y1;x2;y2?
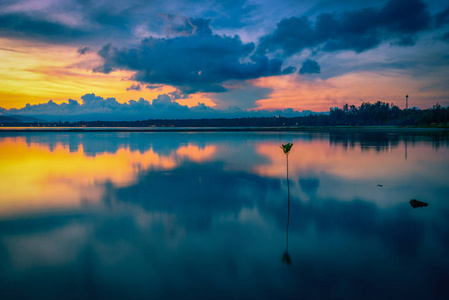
1;130;449;300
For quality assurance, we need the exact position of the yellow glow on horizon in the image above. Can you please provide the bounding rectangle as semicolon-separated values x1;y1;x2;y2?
0;38;177;109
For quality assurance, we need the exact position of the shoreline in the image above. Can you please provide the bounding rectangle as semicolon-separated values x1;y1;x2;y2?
1;126;448;133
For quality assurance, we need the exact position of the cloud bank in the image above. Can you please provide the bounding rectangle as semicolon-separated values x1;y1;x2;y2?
258;0;431;56
1;93;317;122
93;17;292;94
89;0;448;97
300;59;321;74
0;0;448;112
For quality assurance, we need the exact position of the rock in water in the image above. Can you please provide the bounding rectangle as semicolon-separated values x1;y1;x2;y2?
410;199;428;208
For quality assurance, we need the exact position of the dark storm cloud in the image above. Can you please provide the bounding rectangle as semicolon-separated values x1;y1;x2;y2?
145;84;164;90
0;0;262;45
202;0;259;29
161;16;213;36
281;65;297;75
258;0;431;56
126;83;141;91
0;0;444;50
88;9;131;29
0;13;87;43
435;6;449;43
0;1;137;44
77;46;90;55
94;18;287;93
435;6;449;27
299;59;321;74
443;32;449;41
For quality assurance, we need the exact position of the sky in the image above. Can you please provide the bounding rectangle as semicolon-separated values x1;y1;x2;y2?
0;0;448;120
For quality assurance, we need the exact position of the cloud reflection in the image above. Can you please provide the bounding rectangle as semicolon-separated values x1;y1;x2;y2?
0;131;449;299
0;135;216;215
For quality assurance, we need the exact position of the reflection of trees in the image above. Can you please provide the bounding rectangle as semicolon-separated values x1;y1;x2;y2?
329;132;400;152
280;143;293;265
405;136;408;161
328;131;449;153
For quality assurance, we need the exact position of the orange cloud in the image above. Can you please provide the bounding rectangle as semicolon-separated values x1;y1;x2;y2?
250;75;343;112
250;71;446;112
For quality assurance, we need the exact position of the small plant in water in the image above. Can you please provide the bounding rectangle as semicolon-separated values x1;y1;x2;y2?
280;143;293;265
280;143;293;180
280;143;293;155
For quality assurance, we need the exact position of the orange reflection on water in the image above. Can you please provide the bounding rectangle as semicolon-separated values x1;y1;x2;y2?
253;139;446;182
0;137;215;216
176;143;216;162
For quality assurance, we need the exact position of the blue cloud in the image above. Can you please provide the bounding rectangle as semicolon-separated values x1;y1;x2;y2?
443;31;449;41
299;59;321;74
94;18;287;93
160;15;213;37
258;0;431;56
77;46;90;55
0;13;87;43
201;0;259;29
126;83;141;91
281;65;297;75
435;5;449;40
0;93;318;122
146;84;164;90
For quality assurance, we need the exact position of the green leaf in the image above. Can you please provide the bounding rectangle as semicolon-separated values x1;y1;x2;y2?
280;143;293;155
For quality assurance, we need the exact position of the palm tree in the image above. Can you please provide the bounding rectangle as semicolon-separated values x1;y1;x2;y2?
280;143;293;265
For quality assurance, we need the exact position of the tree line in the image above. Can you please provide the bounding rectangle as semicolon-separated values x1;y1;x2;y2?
317;102;449;126
2;101;448;127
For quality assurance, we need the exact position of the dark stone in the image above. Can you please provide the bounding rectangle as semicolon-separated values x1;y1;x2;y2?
410;199;428;208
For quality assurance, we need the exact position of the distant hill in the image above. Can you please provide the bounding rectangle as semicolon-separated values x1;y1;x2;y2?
0;115;46;123
0;115;20;123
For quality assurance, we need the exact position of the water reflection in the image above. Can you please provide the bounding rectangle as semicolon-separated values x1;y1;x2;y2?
0;130;449;300
280;143;293;265
0;134;216;216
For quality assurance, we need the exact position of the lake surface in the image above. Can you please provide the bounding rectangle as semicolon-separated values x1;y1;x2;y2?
1;130;449;300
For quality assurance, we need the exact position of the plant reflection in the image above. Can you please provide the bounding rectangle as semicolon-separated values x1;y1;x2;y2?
280;143;293;265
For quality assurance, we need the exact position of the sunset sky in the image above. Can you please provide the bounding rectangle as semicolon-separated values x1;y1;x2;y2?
1;0;448;119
